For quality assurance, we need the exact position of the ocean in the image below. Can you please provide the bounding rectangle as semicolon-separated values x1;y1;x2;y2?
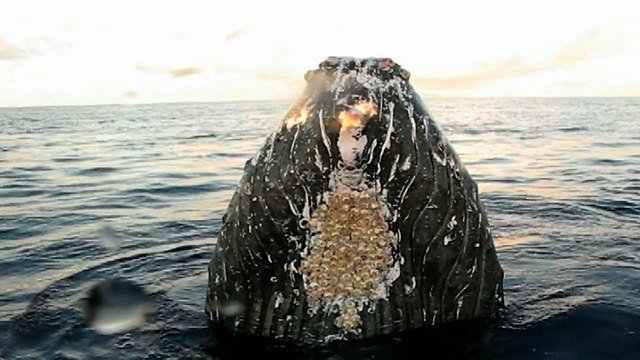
0;98;638;359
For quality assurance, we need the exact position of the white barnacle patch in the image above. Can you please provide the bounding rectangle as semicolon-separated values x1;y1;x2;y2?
443;216;458;246
404;276;416;294
337;127;367;165
381;102;395;152
469;260;478;276
387;154;401;182
318;109;332;157
366;138;378;166
433;150;447;166
299;179;397;333
250;152;260;166
448;157;462;180
447;216;458;230
288;260;299;282
222;262;227;282
323;333;347;343
447;157;456;169
399;155;411;171
275;292;284;308
314;147;324;170
456;297;464;319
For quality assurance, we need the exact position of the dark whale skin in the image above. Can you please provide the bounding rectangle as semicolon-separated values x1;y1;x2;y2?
206;57;504;345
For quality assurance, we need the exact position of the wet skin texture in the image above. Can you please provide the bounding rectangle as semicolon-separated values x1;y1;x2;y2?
206;57;504;345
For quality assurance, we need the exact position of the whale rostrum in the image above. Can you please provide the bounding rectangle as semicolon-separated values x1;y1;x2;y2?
206;57;504;344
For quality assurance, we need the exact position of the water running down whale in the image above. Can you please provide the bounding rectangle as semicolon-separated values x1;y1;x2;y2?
206;57;504;345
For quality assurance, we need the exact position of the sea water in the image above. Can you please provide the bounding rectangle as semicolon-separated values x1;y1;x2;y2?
0;98;638;359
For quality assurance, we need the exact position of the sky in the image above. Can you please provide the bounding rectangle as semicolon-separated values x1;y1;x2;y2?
0;0;639;107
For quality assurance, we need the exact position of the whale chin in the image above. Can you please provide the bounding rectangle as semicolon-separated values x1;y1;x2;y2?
206;57;504;345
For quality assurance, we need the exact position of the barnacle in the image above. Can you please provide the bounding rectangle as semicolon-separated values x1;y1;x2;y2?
300;186;394;331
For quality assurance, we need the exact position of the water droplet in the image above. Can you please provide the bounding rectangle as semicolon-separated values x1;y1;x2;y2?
84;279;150;335
270;276;278;283
213;300;245;317
97;225;123;250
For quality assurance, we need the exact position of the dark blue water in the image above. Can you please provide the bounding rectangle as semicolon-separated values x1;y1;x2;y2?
1;98;639;359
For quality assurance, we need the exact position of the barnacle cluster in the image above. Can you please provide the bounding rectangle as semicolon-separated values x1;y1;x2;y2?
299;187;393;331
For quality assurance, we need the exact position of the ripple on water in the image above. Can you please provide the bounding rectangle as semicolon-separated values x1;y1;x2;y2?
72;167;120;176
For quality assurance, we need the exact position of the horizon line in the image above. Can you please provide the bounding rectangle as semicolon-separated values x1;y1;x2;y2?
1;95;638;110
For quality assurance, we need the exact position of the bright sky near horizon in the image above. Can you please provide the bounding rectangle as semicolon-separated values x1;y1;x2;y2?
0;0;638;107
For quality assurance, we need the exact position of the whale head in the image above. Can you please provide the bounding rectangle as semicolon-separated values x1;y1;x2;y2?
206;57;504;344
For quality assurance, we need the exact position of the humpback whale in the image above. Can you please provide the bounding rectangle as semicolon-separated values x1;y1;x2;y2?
206;57;504;345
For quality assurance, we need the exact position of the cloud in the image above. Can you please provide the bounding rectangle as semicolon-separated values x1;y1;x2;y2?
134;65;202;78
224;29;245;42
169;67;201;77
253;71;296;82
413;31;606;90
0;36;26;60
123;91;138;99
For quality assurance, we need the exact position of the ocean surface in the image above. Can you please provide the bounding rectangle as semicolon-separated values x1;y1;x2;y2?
0;98;638;359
